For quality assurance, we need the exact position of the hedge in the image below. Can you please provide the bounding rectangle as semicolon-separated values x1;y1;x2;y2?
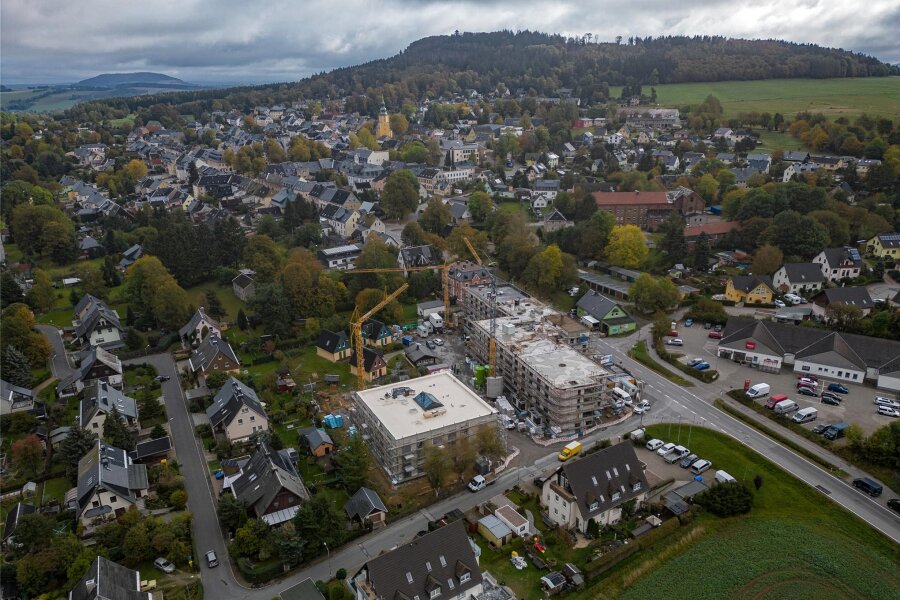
654;342;719;384
237;557;285;584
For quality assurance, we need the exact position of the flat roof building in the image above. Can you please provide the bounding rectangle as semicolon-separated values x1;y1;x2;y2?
352;372;498;484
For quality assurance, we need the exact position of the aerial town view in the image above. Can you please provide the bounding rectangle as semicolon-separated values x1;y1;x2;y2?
0;1;898;598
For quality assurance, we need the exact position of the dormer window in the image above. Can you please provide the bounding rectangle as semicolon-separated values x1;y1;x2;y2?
429;589;441;599
633;482;642;492
589;501;599;511
459;573;470;583
612;492;620;502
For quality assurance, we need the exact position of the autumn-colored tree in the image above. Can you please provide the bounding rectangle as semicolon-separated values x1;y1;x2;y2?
242;234;283;283
467;191;491;222
750;244;784;276
389;113;409;136
447;225;489;261
419;198;451;233
605;225;648;268
12;434;45;477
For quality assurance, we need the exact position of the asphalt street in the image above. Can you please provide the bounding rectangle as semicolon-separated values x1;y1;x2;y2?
127;330;900;599
36;323;74;379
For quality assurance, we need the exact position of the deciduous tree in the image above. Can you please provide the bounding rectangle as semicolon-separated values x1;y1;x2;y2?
423;445;450;496
380;170;420;220
605;225;648;268
750;244;783;276
12;434;44;477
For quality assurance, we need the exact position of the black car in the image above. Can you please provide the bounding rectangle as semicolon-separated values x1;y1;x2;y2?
821;394;841;406
888;499;900;515
155;375;170;382
797;386;817;397
811;424;830;434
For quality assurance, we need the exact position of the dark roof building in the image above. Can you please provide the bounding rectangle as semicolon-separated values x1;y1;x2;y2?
68;556;150;600
231;443;309;524
129;436;172;462
344;486;388;524
189;333;240;374
821;287;874;312
398;244;441;271
75;441;149;521
2;502;35;547
206;377;268;441
353;520;483;599
72;294;123;349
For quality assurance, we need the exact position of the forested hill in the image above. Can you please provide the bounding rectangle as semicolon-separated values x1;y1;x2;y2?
65;32;897;119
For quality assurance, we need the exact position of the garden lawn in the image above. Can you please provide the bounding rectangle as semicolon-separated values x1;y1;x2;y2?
292;346;355;389
37;308;73;328
184;282;246;322
474;536;546;600
581;425;900;600
40;477;70;504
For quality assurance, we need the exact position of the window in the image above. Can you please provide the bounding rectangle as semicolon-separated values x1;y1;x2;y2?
109;496;117;503
589;501;599;511
459;573;470;584
238;419;243;425
250;416;255;422
429;588;441;599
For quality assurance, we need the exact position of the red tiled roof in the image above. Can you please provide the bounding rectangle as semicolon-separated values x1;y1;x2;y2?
683;221;741;237
592;191;669;206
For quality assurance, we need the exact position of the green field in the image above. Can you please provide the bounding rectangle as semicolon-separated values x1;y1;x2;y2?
601;425;900;600
612;77;900;119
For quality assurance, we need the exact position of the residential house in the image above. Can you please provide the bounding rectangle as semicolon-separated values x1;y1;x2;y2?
1;379;36;415
189;334;240;377
361;319;397;348
783;151;810;163
79;381;139;433
813;247;863;283
232;272;256;301
57;346;123;398
2;502;35;548
79;235;103;258
316;330;351;362
866;233;900;260
446;198;472;225
206;376;269;443
820;287;875;316
782;162;818;182
717;316;900;390
398;245;441;273
542;208;572;233
724;275;774;305
349;347;388;382
448;262;492;300
73;441;149;526
344;487;388;527
68;556;151;600
72;294;124;349
683;221;740;249
541;442;649;533
592;191;674;230
178;307;223;348
118;244;142;270
772;263;825;296
317;244;362;270
352;520;484;600
320;203;360;238
231;443;309;525
576;291;636;335
299;427;334;457
534;179;561;201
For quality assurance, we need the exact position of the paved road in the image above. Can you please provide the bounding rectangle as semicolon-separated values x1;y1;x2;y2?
129;333;899;600
36;324;74;379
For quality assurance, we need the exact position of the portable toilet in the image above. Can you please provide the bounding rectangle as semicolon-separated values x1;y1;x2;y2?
475;365;487;387
348;425;358;437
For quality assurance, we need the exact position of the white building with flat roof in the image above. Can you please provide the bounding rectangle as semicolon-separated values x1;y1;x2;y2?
353;372;499;484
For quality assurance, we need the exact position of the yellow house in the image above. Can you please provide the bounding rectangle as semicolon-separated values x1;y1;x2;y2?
866;233;900;260
725;275;774;305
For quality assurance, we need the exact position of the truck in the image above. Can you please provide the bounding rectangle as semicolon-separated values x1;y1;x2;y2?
467;473;498;492
824;422;849;440
558;441;583;462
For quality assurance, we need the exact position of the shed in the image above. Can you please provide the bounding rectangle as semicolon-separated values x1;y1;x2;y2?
344;487;388;527
478;514;513;548
495;504;529;537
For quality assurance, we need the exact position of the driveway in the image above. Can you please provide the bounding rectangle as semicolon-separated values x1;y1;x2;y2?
36;323;74;379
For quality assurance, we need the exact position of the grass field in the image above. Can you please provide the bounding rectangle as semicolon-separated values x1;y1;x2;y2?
593;425;900;600
612;76;900;119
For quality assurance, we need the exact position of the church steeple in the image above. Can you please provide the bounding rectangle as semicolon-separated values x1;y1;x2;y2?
376;95;392;138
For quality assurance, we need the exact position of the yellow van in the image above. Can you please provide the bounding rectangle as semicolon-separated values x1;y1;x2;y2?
558;441;583;461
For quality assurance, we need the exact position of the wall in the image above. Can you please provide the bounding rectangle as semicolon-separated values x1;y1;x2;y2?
224;407;269;442
793;361;865;384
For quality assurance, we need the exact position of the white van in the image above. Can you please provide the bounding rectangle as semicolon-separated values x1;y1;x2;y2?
715;470;736;484
791;407;818;424
690;459;712;474
784;293;802;305
746;383;770;398
774;399;799;415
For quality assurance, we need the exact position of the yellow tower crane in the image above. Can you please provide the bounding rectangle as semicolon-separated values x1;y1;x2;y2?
350;282;409;389
461;237;497;376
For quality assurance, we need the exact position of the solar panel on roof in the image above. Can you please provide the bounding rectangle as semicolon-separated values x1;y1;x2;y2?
848;248;861;260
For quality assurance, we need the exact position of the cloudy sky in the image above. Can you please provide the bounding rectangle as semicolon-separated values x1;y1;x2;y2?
2;0;898;84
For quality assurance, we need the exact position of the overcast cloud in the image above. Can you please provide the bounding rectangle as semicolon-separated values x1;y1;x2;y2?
2;0;898;84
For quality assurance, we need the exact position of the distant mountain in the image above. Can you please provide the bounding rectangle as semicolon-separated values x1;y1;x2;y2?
75;72;193;88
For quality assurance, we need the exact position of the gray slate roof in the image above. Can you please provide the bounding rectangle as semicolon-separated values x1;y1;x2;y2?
189;334;239;373
344;486;388;521
556;442;648;519
730;274;773;293
72;294;122;341
823;287;873;309
69;556;149;600
363;520;482;600
206;377;267;429
75;441;148;516
576;291;623;321
299;427;333;450
178;307;221;339
231;443;308;517
779;263;825;284
820;247;862;270
2;502;35;545
79;381;138;427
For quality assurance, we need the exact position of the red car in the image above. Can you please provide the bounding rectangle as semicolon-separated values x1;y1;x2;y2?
798;375;818;382
667;330;679;337
708;331;723;339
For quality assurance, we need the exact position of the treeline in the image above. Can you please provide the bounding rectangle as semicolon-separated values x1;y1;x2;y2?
63;33;897;122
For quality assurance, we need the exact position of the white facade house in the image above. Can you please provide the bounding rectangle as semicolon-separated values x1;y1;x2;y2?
772;263;825;295
812;247;863;283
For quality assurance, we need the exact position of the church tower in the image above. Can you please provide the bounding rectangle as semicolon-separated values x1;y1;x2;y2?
376;96;392;139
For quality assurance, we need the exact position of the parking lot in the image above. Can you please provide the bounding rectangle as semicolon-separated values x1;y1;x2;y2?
666;318;896;436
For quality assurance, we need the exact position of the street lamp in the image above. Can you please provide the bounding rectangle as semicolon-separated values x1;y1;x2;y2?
323;541;331;579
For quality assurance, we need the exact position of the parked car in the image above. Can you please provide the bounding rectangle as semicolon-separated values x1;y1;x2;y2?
665;446;690;463
426;340;436;350
666;338;684;346
797;377;817;387
827;383;849;394
852;477;883;497
205;551;218;568
433;338;444;346
688;357;705;366
773;299;786;308
811;423;830;434
646;439;665;451
820;394;841;406
797;382;817;392
704;322;713;330
796;387;817;397
680;453;699;468
874;396;900;410
667;330;679;337
798;375;819;382
888;499;900;514
714;324;723;332
633;401;651;415
708;331;722;339
690;459;712;474
876;406;900;418
154;558;176;574
694;362;711;370
656;442;677;456
685;319;694;327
